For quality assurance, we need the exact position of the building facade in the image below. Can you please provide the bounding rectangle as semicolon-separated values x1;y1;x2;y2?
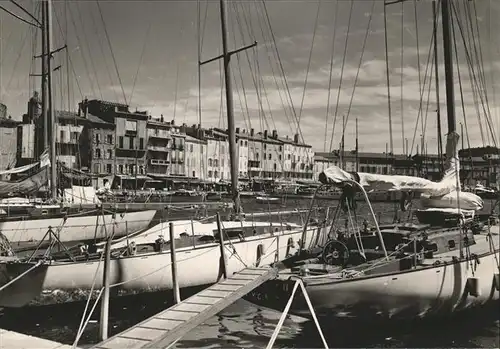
0;116;19;179
185;135;207;180
146;116;171;177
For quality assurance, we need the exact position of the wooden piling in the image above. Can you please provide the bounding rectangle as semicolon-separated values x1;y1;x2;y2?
99;223;112;341
169;222;181;304
216;213;228;279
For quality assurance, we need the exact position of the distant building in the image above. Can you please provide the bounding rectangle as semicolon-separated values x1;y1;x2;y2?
146;115;172;178
79;99;148;189
185;135;207;180
0;115;19;180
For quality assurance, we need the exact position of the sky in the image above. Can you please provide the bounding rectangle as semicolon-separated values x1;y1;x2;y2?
0;0;499;154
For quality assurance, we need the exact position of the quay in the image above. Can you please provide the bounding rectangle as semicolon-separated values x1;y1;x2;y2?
0;329;74;349
91;267;278;349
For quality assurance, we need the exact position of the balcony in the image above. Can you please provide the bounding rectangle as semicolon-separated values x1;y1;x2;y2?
150;159;169;166
148;145;169;152
148;129;171;139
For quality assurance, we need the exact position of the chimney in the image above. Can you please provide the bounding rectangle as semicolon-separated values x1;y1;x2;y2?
250;128;254;136
294;133;299;143
272;130;277;138
236;127;240;134
83;98;88;117
264;130;268;138
160;114;164;122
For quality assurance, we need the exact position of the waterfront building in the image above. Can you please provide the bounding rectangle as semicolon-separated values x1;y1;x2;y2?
247;128;263;178
185;135;207;180
170;125;186;177
80;99;148;189
76;106;115;187
146;115;171;178
0;113;19;180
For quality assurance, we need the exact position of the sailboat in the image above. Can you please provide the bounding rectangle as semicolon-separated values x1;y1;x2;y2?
0;1;156;251
245;0;499;320
0;0;330;308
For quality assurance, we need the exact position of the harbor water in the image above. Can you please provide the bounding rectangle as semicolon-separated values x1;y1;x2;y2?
0;199;498;348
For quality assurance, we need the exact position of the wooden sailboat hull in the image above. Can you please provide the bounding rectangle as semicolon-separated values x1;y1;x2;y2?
0;210;157;250
246;239;500;320
0;225;324;307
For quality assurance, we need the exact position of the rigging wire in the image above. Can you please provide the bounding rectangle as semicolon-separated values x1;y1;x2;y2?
400;0;405;155
95;0;128;105
260;0;304;142
53;7;83;100
383;0;394;155
412;0;424;136
323;0;339;152
453;2;497;146
0;3;40;28
89;5;117;101
343;0;376;138
129;16;152;105
297;0;322;127
328;0;354;153
67;3;96;98
75;2;103;99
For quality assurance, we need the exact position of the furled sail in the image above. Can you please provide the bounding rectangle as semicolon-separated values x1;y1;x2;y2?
319;132;483;211
0;152;50;198
0;168;49;197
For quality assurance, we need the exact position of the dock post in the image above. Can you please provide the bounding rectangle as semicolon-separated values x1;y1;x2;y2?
169;222;181;304
216;213;228;279
99;220;112;341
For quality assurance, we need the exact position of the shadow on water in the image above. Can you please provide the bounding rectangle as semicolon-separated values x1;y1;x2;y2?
0;290;498;348
279;302;500;349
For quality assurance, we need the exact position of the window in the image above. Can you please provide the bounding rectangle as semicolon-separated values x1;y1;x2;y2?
119;136;124;148
208;158;213;167
208;170;213;177
240;140;243;146
256;153;259;160
106;164;112;173
95;148;101;159
279;145;282;151
125;120;137;132
279;155;282;161
268;153;271;160
94;163;101;173
119;164;124;174
60;130;66;141
190;144;193;152
244;141;247;146
139;137;144;149
214;171;219;178
95;133;101;144
107;149;113;159
192;171;196;177
264;144;267;150
129;164;134;174
129;136;135;150
71;132;79;142
107;134;113;144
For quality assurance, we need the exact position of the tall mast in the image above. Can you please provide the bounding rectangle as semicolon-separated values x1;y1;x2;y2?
433;1;444;172
41;2;48;151
219;0;240;214
440;0;457;134
46;0;57;200
355;117;359;172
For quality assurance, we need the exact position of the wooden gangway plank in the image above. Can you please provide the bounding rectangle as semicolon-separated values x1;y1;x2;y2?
91;267;277;349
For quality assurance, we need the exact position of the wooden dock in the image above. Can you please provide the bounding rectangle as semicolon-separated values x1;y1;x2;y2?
91;266;277;349
0;329;73;349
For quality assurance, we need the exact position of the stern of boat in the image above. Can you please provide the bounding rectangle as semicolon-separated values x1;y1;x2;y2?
0;262;48;308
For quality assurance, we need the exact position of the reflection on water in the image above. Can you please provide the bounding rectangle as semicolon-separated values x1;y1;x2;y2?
1;293;497;348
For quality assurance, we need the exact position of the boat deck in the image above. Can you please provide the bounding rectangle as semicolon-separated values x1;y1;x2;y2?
91;266;277;349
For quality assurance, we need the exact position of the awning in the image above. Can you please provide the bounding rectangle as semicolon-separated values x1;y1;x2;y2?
115;174;151;180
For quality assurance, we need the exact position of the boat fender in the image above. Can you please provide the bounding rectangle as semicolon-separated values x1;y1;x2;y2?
493;273;500;291
285;238;294;257
466;277;481;297
256;244;264;267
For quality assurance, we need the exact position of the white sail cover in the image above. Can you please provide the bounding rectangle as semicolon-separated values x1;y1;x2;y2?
319;132;483;211
0;151;50;176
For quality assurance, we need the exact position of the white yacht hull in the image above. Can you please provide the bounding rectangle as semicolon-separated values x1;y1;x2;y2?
248;236;500;320
0;224;324;307
0;210;157;249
